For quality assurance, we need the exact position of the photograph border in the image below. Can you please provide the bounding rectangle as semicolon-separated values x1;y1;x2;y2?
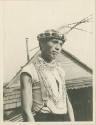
1;0;96;124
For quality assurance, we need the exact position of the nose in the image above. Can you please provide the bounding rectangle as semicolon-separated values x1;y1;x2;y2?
55;44;61;51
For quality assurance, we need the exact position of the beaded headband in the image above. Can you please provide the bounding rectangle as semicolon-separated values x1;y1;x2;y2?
37;29;66;43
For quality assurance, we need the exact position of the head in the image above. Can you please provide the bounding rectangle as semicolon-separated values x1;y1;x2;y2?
37;29;66;62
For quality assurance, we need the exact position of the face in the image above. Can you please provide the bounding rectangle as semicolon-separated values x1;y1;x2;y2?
41;39;63;62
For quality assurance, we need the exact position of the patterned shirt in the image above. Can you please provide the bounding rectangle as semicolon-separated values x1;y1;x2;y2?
21;55;67;114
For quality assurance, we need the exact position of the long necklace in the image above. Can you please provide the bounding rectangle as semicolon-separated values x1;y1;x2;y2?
37;56;63;103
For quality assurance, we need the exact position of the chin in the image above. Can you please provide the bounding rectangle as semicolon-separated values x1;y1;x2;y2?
51;56;56;60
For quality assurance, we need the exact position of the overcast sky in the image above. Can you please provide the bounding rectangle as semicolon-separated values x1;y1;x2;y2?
3;0;94;83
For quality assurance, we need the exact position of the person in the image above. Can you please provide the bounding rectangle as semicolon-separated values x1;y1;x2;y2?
20;29;75;122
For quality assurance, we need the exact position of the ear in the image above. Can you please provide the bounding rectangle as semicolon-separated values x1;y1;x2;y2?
39;41;45;51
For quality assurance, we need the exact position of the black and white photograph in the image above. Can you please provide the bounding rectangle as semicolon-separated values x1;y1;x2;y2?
2;0;95;123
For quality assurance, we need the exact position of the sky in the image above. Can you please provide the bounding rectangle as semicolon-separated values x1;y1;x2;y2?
2;0;95;83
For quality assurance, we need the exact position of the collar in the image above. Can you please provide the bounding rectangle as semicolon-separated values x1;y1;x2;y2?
37;54;57;70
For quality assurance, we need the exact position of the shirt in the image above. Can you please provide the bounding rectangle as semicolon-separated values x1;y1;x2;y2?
21;55;67;114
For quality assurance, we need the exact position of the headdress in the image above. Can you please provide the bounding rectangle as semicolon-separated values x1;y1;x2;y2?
37;29;66;43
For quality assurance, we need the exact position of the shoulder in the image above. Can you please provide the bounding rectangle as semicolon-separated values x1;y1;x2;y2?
21;63;35;74
21;63;39;83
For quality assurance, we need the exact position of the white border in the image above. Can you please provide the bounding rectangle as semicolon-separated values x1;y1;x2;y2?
1;0;96;125
0;0;3;122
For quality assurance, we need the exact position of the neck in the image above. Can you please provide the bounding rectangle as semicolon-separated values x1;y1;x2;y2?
41;53;54;63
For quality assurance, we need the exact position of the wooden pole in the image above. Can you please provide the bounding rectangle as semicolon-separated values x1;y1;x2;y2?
26;38;30;62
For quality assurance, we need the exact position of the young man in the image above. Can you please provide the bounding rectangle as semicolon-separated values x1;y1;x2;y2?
20;29;75;122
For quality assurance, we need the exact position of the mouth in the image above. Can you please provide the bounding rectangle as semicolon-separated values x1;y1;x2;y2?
52;51;59;55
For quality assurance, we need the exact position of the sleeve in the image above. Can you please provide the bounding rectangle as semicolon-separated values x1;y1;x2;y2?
20;63;39;83
21;64;33;77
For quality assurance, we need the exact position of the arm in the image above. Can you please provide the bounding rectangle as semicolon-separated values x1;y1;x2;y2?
20;72;35;122
66;93;75;121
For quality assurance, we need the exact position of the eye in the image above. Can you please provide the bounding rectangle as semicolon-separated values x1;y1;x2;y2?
52;40;58;43
60;43;63;46
50;39;63;46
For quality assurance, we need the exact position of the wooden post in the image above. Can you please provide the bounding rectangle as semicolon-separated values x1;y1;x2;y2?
26;38;30;62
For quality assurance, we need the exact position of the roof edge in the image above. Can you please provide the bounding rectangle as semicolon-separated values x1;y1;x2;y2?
61;49;93;74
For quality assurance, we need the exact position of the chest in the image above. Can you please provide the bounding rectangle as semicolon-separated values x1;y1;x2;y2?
32;65;65;97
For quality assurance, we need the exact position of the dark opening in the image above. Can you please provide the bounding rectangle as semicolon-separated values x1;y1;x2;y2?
67;87;93;121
